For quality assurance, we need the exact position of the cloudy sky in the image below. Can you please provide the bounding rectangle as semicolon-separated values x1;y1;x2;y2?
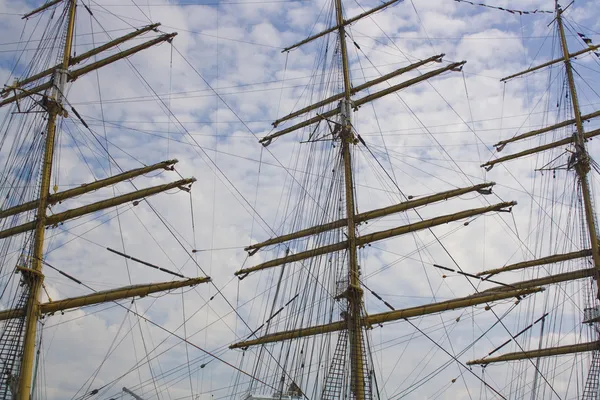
1;0;600;399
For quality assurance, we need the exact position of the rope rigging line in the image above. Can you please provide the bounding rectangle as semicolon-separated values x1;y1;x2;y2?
113;47;363;395
5;1;596;399
452;0;553;15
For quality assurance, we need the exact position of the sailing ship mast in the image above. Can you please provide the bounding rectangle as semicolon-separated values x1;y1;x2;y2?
230;0;556;398
333;0;365;395
2;0;598;397
0;1;210;399
466;0;600;368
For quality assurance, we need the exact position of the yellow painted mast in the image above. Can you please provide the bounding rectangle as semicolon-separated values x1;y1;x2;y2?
231;0;600;393
464;1;600;367
332;0;367;396
238;0;527;396
555;2;600;291
482;2;600;284
17;1;77;397
490;2;600;281
0;2;210;398
231;0;600;394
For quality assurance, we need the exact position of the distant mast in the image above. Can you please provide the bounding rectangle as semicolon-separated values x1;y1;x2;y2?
468;0;600;381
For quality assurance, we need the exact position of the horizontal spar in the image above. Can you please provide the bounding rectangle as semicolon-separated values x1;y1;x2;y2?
260;61;465;145
482;128;600;170
272;54;444;127
69;33;177;80
352;61;464;108
0;82;52;108
236;261;598;350
0;33;176;108
235;267;598;349
70;24;161;66
467;340;600;365
0;24;160;97
501;44;600;82
0;277;211;321
235;242;348;276
493;109;600;150
0;159;179;219
0;178;195;240
477;249;592;277
230;287;542;348
245;182;496;253
356;201;514;245
236;201;514;276
478;267;596;294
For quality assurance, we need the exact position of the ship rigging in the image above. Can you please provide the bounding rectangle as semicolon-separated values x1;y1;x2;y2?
1;0;600;399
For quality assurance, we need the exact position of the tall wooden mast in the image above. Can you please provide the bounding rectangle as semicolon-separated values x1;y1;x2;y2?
232;0;600;396
467;1;600;368
555;1;600;291
235;0;536;398
18;1;77;397
0;2;211;398
333;0;366;397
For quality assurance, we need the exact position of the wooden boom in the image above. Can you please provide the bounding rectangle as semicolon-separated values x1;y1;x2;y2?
230;287;542;349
